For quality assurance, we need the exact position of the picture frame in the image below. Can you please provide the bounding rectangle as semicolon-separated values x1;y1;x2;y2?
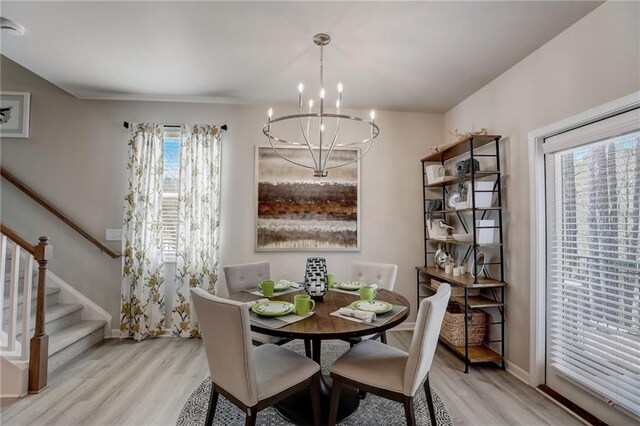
255;145;361;251
0;91;30;138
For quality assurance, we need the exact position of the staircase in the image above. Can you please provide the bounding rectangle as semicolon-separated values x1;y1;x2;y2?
3;279;107;373
1;231;110;397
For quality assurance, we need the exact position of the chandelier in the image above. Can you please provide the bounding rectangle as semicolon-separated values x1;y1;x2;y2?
263;33;380;177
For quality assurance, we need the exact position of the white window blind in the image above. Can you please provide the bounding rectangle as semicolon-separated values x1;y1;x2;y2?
547;128;640;417
162;133;180;258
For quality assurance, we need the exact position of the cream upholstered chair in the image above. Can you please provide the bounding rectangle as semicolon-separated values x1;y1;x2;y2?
350;260;398;291
223;261;271;295
223;261;290;346
348;261;398;344
191;288;321;426
328;283;451;426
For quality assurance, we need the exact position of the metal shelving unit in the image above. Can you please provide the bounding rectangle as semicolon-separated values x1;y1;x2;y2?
417;134;506;373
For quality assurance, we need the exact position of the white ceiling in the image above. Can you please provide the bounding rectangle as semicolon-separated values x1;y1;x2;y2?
1;1;602;113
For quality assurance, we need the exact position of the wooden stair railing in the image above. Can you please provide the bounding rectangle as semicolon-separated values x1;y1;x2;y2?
1;167;120;258
30;236;51;393
0;223;51;393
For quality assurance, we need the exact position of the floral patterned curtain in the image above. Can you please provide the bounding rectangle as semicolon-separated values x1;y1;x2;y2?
120;123;166;341
172;124;222;337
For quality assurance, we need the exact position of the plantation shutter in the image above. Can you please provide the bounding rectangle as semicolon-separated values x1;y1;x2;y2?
161;193;179;255
162;131;181;258
545;114;640;418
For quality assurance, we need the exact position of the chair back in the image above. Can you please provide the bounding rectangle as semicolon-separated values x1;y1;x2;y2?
223;261;270;295
403;283;451;396
191;288;258;406
350;261;398;291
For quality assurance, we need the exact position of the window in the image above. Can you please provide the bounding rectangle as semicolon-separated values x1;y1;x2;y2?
545;113;640;418
162;129;180;259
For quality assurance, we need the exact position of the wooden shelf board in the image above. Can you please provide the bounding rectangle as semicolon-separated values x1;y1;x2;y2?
418;282;438;292
451;295;503;308
424;171;500;188
416;266;506;288
421;135;502;162
439;338;503;363
433;206;502;214
427;238;502;247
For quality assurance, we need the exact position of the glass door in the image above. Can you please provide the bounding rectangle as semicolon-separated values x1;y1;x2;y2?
544;109;640;425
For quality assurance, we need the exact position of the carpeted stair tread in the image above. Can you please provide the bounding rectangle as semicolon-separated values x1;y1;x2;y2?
13;303;83;337
2;286;59;309
48;320;106;356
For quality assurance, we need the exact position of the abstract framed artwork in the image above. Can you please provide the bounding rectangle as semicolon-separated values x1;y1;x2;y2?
255;146;360;251
0;92;30;138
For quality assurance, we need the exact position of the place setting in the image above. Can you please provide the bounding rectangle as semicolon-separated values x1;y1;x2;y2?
330;283;407;325
247;293;316;329
244;279;303;297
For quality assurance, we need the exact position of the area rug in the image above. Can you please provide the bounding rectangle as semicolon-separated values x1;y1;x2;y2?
177;341;453;425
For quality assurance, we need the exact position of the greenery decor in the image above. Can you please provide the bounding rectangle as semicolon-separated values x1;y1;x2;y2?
455;158;480;197
427;199;443;225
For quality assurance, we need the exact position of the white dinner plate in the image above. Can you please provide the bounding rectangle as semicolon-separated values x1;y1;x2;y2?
350;300;394;314
337;281;368;291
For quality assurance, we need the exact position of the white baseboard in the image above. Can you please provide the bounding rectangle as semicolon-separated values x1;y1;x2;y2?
47;271;112;337
110;328;173;339
505;359;530;384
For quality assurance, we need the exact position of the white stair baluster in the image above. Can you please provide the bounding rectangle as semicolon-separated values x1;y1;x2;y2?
20;254;33;360
6;244;21;353
0;235;7;339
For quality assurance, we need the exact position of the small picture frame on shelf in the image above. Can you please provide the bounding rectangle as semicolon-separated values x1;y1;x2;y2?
425;164;445;184
456;181;494;209
426;219;448;239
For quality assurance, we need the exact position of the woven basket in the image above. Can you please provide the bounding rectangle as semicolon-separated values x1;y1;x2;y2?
440;301;486;346
432;279;479;297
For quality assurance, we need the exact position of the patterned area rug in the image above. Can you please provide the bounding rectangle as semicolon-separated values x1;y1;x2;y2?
177;341;453;425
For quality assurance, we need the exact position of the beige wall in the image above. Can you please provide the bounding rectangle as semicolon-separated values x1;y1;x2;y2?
0;55;443;329
444;2;640;373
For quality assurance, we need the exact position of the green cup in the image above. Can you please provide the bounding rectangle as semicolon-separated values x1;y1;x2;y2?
327;273;336;288
294;294;316;316
260;280;275;297
359;285;377;301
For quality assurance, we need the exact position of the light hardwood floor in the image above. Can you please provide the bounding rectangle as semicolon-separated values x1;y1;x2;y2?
1;332;581;426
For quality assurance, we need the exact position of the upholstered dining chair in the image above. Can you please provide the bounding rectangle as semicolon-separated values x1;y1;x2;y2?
191;288;322;426
350;260;398;291
348;260;398;344
223;261;291;347
328;283;451;426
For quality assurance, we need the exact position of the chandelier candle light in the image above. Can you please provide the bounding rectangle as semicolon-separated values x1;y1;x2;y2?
263;33;380;177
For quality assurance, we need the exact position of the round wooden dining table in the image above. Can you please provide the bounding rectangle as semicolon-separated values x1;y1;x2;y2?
230;288;410;425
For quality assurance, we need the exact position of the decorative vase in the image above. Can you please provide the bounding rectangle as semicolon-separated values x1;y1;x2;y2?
304;257;327;300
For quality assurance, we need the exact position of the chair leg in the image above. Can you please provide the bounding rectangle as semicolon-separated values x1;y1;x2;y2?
403;395;416;426
380;331;388;344
310;373;322;426
245;407;257;426
205;383;219;426
328;376;343;426
304;339;312;358
424;374;438;426
349;341;355;348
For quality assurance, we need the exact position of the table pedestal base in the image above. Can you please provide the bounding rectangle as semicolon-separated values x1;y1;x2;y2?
274;374;359;425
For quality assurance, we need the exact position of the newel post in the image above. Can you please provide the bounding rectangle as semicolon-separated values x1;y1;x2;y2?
28;236;52;393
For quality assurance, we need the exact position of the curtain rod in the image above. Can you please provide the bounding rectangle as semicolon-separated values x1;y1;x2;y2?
123;121;228;131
